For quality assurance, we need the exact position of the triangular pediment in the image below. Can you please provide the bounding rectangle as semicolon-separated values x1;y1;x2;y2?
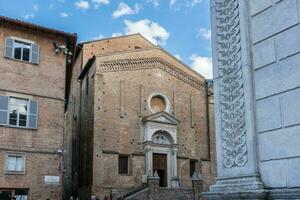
142;111;179;125
97;56;205;90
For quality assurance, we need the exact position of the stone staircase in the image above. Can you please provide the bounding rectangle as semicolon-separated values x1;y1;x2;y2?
124;187;197;200
117;172;203;200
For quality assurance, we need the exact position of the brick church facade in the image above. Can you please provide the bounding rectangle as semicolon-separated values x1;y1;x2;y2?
66;34;216;199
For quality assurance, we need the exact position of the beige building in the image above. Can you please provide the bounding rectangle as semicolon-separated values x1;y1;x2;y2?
67;34;215;199
0;16;76;200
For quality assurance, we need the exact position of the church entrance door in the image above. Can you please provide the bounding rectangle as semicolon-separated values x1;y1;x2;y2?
153;153;167;187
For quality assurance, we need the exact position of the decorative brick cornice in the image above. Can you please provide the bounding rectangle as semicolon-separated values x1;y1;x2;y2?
97;57;205;90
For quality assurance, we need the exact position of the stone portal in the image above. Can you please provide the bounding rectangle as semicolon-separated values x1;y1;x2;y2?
142;111;180;188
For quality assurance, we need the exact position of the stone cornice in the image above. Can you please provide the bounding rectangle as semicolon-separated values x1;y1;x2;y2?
97;57;206;90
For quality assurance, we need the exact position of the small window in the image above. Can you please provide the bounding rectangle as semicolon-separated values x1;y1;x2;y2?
4;37;39;64
5;154;25;173
14;40;31;62
190;160;196;177
15;189;29;199
9;98;29;127
119;155;129;175
0;96;38;129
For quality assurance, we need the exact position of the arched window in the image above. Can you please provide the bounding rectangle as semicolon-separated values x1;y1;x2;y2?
152;131;173;145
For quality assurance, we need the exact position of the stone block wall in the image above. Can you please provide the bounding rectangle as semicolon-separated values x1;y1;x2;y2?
250;0;300;189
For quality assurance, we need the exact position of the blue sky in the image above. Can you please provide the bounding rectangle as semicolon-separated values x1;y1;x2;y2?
0;0;213;78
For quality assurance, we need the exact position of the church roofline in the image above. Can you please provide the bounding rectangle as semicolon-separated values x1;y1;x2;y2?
94;47;206;81
157;46;206;80
96;56;206;90
78;33;155;47
79;34;206;80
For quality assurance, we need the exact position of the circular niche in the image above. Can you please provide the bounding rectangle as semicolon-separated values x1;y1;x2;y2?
148;93;170;113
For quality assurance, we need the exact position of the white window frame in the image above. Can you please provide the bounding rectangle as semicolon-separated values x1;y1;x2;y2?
7;37;38;64
5;153;26;174
8;97;29;128
13;40;31;62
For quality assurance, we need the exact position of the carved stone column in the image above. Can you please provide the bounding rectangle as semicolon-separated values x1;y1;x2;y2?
202;0;267;199
171;148;179;188
145;146;153;176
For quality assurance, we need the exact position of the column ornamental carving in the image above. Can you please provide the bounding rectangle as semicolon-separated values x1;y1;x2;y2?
215;0;247;168
202;0;267;199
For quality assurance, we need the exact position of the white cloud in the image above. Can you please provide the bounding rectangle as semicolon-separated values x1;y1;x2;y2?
75;1;89;11
190;0;203;6
112;32;123;37
190;54;213;79
23;13;35;19
92;34;105;40
174;54;182;60
33;4;39;11
169;0;176;8
196;28;211;40
148;0;159;7
124;19;170;45
60;12;70;17
112;2;140;19
92;0;109;9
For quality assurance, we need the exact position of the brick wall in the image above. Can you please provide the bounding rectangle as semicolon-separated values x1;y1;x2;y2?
0;22;69;199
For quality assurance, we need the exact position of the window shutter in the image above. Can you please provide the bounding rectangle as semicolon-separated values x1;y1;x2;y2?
4;38;14;58
31;43;39;64
0;96;9;125
28;100;38;129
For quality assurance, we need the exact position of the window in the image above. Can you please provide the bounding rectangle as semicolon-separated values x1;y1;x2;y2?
4;37;39;64
13;40;31;62
15;189;29;200
9;98;28;127
5;154;25;173
119;155;129;175
190;160;196;177
0;189;29;200
0;96;38;129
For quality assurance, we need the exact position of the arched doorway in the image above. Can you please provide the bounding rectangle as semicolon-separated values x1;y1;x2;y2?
142;111;179;188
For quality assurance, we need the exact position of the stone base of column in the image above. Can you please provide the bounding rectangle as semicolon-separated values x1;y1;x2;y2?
268;188;300;199
171;177;180;188
202;176;267;200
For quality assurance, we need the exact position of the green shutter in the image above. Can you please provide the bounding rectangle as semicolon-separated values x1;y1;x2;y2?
31;43;39;64
28;100;38;129
4;38;14;58
0;96;9;125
